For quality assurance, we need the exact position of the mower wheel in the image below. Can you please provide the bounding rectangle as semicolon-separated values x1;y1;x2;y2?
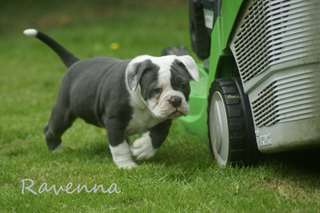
189;0;211;60
207;79;259;167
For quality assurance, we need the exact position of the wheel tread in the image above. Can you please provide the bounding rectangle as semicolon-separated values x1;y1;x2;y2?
208;78;259;167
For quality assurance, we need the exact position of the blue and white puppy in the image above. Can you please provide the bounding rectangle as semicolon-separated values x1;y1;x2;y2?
24;29;199;169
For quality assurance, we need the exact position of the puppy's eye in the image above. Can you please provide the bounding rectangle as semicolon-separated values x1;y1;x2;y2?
152;88;162;96
153;88;162;94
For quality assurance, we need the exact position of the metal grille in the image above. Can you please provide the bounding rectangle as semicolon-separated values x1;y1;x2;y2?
231;0;320;83
230;0;320;128
252;69;320;127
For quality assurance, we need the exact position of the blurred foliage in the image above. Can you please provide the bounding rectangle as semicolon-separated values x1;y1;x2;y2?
0;0;187;35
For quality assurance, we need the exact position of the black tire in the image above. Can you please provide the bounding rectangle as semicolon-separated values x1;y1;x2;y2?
189;0;211;60
207;78;259;167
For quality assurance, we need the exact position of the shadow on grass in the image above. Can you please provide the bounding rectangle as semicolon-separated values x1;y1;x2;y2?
37;139;111;165
253;149;320;191
7;128;319;188
264;148;320;173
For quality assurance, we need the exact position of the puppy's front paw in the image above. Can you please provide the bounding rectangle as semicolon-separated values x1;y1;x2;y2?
109;142;137;170
115;160;138;170
131;133;157;160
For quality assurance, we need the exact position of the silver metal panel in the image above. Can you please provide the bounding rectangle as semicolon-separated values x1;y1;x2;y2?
230;0;320;152
252;67;320;127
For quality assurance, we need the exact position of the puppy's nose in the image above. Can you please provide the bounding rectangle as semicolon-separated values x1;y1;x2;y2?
169;96;182;108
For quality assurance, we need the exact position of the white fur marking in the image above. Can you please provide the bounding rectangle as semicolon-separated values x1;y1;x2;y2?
23;29;38;37
126;108;159;134
109;142;137;169
131;132;157;160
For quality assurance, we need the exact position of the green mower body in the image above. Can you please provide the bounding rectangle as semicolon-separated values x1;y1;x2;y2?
181;0;244;136
180;0;320;166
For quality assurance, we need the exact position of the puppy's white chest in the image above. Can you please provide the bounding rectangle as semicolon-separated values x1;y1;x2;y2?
126;109;159;135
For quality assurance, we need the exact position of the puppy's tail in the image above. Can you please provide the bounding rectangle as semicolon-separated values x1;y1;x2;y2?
23;28;79;68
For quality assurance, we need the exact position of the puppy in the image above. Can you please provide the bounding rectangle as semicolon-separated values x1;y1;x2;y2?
24;28;199;169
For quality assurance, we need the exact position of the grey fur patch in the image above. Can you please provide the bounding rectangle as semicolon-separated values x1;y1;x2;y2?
170;59;192;99
127;60;159;91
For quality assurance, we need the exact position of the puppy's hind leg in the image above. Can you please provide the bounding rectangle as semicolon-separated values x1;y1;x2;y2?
44;104;75;151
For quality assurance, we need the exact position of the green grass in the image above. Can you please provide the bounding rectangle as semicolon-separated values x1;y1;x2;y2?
1;1;320;212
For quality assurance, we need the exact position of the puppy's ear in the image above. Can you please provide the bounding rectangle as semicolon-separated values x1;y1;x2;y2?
176;55;199;81
127;59;155;91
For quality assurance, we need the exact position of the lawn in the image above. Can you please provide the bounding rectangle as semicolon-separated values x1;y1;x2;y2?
1;0;320;212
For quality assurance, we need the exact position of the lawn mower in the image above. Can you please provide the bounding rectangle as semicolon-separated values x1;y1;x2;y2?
178;0;320;167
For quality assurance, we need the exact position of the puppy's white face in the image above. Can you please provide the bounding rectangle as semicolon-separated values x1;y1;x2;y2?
145;60;189;119
126;55;199;120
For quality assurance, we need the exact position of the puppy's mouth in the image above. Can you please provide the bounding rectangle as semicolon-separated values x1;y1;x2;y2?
168;109;187;118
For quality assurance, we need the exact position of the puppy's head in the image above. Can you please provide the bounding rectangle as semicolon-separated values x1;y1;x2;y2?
126;55;199;120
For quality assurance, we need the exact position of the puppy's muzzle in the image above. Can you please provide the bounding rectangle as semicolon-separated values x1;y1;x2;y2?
168;96;182;108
